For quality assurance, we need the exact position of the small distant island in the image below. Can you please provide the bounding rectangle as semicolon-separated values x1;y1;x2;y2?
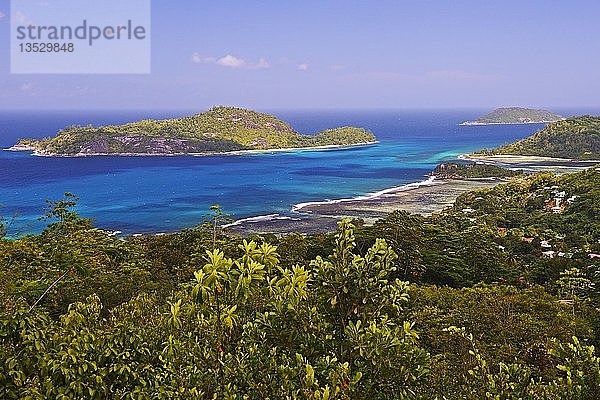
460;107;565;125
8;107;377;156
475;115;600;160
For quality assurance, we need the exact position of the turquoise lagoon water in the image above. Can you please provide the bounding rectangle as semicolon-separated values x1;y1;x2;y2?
0;109;586;235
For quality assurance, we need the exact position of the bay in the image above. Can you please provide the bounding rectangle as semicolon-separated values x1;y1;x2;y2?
0;109;590;235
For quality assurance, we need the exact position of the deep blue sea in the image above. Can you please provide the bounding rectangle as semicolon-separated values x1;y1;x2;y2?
0;108;596;235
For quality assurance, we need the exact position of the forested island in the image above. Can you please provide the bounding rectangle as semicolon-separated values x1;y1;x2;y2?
461;107;565;125
9;107;376;156
477;115;600;160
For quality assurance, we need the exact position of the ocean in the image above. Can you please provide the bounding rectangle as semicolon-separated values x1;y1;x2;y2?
0;109;593;235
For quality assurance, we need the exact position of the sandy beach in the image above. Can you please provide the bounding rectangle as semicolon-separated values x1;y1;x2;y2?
460;154;599;174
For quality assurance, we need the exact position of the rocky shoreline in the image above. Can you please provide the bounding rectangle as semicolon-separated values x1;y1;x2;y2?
4;141;378;157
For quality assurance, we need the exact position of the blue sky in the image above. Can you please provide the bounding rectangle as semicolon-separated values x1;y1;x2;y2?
1;0;599;110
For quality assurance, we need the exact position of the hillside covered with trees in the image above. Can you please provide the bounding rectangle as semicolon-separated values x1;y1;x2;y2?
431;162;523;179
11;107;376;156
479;115;600;160
2;164;600;398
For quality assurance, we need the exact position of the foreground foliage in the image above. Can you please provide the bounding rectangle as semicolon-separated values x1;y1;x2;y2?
1;220;430;398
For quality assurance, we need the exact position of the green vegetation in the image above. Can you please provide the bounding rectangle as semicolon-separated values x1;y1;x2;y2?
3;164;600;398
482;116;600;160
431;162;523;179
462;107;564;125
13;107;376;156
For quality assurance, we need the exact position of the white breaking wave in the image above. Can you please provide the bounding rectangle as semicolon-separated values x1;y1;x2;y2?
291;176;439;213
224;214;302;227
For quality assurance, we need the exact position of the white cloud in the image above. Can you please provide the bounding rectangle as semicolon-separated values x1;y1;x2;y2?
192;53;271;70
330;64;346;71
191;53;216;64
216;54;247;68
0;11;5;20
297;63;309;71
255;58;270;70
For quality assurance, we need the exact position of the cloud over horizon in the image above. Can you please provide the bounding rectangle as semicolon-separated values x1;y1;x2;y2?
192;53;271;70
